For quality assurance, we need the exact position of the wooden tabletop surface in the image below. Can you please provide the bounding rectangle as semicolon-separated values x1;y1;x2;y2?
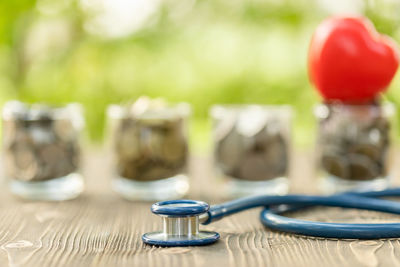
1;149;400;267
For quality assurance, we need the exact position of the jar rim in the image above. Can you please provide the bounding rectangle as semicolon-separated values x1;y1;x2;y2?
107;102;191;120
2;100;84;122
210;104;292;118
314;102;395;119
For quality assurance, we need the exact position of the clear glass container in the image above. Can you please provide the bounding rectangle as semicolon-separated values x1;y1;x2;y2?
315;102;395;193
211;105;292;197
2;101;85;201
107;98;190;201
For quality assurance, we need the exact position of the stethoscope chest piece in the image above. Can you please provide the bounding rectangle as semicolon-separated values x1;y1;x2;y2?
142;200;219;247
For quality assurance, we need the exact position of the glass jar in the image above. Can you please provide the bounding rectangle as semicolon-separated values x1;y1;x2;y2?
211;105;292;197
315;102;395;193
2;101;85;201
107;98;190;201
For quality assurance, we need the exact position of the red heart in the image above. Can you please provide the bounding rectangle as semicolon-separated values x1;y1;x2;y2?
308;16;399;102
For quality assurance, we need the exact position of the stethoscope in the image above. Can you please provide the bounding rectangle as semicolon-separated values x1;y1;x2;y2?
142;187;400;247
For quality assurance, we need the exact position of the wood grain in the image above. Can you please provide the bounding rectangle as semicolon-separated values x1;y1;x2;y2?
0;149;399;267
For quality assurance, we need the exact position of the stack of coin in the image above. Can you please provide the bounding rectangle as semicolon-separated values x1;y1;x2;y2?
2;101;82;182
318;104;390;181
112;97;189;182
213;106;289;181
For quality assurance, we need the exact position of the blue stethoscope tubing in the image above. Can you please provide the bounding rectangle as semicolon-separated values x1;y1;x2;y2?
202;188;400;239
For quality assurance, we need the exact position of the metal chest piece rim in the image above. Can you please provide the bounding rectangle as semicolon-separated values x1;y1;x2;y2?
142;199;220;247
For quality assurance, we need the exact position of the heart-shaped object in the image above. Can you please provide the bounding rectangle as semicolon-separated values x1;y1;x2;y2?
309;16;399;102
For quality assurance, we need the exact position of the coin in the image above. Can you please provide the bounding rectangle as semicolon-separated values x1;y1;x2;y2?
348;143;381;162
213;114;235;143
136;165;178;181
215;124;243;175
318;104;391;181
2;120;17;147
239;154;271;181
261;133;288;176
236;106;268;137
112;99;189;182
39;144;72;180
115;119;141;160
54;119;76;142
3;102;81;182
215;116;289;181
321;153;348;179
348;153;380;180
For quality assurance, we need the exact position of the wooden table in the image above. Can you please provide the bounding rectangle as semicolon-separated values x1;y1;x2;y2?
1;150;400;267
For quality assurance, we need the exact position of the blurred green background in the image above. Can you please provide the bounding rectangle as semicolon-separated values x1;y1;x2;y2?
1;0;400;152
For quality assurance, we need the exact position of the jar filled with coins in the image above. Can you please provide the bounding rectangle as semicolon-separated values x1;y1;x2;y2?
315;103;395;193
211;105;292;197
107;97;190;201
2;101;85;200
